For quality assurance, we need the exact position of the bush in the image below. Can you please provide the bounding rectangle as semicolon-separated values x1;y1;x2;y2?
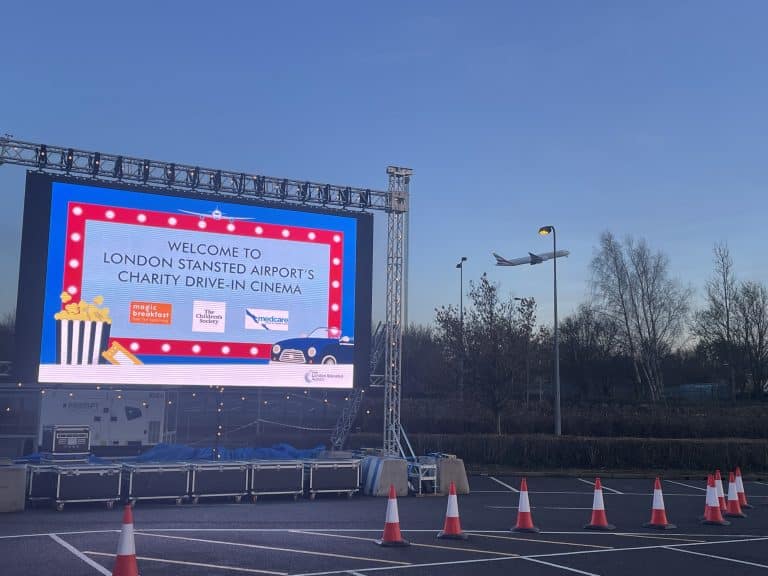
348;432;768;472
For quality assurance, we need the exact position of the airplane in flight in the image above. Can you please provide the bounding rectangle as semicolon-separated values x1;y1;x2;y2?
178;207;253;221
493;250;570;266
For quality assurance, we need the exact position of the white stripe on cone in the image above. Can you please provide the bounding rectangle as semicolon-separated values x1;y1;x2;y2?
736;472;745;493
592;488;605;511
716;476;726;500
385;497;400;524
652;488;665;510
116;522;135;556
706;483;719;508
727;479;739;502
446;494;459;517
519;490;531;513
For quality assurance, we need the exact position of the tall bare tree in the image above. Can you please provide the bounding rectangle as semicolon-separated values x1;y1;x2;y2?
734;281;768;396
560;304;623;399
692;243;738;396
591;232;691;401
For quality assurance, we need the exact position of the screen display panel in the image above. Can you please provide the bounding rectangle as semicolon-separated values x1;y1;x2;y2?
16;173;372;389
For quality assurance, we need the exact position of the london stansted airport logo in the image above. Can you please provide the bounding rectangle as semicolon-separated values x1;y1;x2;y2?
192;300;226;333
244;308;289;331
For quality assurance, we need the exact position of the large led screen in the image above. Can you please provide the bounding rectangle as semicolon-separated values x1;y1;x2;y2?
16;173;373;389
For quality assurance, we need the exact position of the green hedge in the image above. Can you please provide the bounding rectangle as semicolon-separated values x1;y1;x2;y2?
348;433;768;472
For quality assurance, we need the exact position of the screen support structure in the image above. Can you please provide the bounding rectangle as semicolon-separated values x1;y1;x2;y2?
0;136;411;456
383;167;410;457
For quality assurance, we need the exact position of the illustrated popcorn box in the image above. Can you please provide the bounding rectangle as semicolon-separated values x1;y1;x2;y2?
56;319;112;365
54;293;113;365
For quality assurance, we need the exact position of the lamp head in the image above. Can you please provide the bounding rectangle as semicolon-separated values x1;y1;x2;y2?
456;256;467;268
538;226;554;236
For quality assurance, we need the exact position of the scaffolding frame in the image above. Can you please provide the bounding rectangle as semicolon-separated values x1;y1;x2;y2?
0;136;410;456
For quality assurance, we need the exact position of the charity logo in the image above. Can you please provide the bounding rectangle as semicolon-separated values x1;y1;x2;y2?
129;301;172;325
245;308;289;331
192;300;226;333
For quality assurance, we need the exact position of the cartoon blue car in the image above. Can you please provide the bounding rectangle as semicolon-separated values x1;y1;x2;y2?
270;327;354;365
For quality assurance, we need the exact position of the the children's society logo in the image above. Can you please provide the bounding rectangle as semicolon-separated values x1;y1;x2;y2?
192;300;226;333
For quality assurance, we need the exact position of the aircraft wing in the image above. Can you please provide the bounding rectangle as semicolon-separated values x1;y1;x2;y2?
494;250;570;266
534;250;570;262
493;252;530;266
178;209;206;217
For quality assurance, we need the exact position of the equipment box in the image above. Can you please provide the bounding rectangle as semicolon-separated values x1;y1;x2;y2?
41;425;91;462
27;463;122;511
123;463;190;504
249;460;303;501
190;461;249;503
305;459;360;500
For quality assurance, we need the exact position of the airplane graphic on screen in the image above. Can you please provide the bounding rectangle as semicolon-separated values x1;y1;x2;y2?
178;207;252;221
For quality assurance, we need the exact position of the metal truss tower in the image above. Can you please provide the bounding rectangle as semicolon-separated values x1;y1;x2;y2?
383;166;411;456
0;136;410;455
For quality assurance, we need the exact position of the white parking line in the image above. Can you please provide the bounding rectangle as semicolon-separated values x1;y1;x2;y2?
291;536;768;576
489;476;519;492
467;532;612;549
85;551;287;575
136;532;410;565
664;546;768;569
753;481;768;487
522;557;602;575
48;534;111;576
0;530;119;540
486;505;593;510
665;480;706;492
577;478;623;494
291;530;518;556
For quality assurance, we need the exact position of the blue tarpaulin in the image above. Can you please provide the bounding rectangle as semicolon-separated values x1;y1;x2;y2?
16;443;326;464
133;443;326;462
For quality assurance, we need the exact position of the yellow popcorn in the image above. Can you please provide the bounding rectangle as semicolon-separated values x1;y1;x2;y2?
55;295;112;324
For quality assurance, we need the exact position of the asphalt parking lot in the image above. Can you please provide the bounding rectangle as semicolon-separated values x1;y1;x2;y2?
1;475;767;575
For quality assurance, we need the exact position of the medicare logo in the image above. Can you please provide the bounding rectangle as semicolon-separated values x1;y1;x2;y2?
244;308;289;331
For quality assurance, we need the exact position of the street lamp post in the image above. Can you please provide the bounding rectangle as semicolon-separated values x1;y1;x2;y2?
538;226;561;436
456;257;467;324
456;257;467;401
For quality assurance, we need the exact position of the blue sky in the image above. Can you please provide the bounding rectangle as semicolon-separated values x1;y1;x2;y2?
2;0;768;328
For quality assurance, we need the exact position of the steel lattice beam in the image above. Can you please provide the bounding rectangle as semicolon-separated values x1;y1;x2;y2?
0;136;410;456
0;137;403;213
383;166;410;456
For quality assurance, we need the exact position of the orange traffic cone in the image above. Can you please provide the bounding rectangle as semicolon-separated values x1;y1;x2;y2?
376;485;409;547
735;467;754;509
701;474;730;526
513;477;540;533
584;478;615;531
437;481;467;540
715;470;727;513
643;477;676;530
725;472;747;518
112;504;139;576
